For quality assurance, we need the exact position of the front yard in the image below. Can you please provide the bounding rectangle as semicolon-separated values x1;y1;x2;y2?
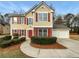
0;43;31;58
0;35;31;58
70;34;79;40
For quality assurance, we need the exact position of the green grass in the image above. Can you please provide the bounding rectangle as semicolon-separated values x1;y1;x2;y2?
0;44;31;58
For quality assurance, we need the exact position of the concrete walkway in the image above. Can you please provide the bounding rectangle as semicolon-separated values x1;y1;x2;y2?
20;39;79;58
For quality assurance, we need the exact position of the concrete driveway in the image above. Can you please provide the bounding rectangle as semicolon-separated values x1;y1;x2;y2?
20;39;79;58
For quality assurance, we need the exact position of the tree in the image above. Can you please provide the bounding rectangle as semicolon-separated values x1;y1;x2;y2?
71;14;79;34
0;14;5;25
4;14;10;24
55;15;63;24
64;13;74;27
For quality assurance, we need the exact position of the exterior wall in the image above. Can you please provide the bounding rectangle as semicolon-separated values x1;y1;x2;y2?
34;28;52;37
35;5;53;12
33;4;53;27
10;2;54;39
53;29;69;38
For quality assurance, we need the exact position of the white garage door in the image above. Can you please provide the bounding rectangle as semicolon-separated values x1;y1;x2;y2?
53;29;69;38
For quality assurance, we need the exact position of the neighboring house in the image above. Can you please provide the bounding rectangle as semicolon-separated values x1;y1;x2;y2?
0;24;3;34
10;1;69;39
53;19;70;38
3;24;10;35
0;24;10;35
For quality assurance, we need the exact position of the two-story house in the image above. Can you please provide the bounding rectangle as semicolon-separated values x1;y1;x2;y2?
10;1;69;39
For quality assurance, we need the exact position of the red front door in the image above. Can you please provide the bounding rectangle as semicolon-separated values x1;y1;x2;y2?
28;30;32;38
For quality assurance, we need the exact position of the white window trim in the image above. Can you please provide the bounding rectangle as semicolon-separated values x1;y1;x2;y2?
38;12;48;22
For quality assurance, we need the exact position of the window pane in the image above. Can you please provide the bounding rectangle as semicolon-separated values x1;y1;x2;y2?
14;17;17;24
43;29;47;37
38;13;47;21
43;13;47;21
39;29;42;37
38;13;42;21
28;18;33;24
20;17;24;24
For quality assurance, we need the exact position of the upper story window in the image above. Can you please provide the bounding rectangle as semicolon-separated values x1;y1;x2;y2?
28;18;33;25
12;17;25;24
12;17;17;24
38;13;48;21
20;17;24;24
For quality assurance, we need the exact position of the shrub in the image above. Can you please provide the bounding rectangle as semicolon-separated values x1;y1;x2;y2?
19;37;26;42
0;36;26;48
12;39;20;44
13;36;19;39
3;36;12;40
0;40;12;48
12;36;20;44
31;37;57;45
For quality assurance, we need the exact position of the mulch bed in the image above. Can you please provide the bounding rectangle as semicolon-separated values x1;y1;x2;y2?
30;42;67;49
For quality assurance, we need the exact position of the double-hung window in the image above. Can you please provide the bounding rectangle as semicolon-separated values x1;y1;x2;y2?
28;18;33;25
38;13;48;21
20;17;24;24
13;17;17;24
38;28;48;37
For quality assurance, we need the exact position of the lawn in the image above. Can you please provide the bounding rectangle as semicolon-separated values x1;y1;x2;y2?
70;34;79;40
0;43;31;58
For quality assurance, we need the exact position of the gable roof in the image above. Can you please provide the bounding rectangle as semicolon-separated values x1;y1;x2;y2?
25;1;54;15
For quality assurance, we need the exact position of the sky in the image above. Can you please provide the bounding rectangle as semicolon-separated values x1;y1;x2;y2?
0;1;79;15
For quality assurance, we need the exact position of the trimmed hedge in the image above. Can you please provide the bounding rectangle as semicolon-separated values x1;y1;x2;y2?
0;40;12;48
19;37;26;42
12;36;19;44
31;37;57;45
3;36;12;40
0;36;26;48
0;36;11;43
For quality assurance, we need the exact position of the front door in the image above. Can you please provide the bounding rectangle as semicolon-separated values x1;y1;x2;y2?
28;30;32;38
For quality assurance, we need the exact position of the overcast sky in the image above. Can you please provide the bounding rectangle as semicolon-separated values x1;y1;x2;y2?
0;1;79;15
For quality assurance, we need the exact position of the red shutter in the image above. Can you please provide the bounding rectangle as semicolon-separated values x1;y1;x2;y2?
24;17;26;24
27;18;28;25
28;30;32;38
17;17;20;24
48;28;52;37
48;13;50;22
36;13;38;22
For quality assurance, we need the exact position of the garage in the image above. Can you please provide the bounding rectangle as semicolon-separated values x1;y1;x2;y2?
53;29;69;38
